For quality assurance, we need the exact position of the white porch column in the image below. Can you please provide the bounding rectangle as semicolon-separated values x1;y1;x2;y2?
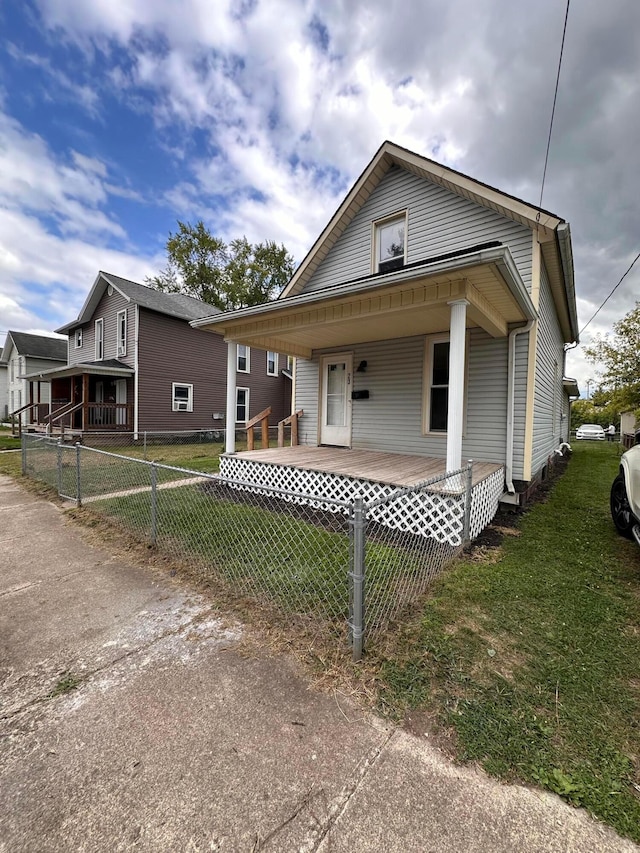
446;299;469;473
225;341;237;454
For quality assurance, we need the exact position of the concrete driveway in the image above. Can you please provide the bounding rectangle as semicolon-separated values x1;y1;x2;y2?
0;473;636;852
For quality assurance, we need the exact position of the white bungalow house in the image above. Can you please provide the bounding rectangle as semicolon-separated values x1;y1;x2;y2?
192;141;579;542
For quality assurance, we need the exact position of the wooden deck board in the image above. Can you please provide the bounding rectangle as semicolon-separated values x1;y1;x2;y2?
229;446;503;489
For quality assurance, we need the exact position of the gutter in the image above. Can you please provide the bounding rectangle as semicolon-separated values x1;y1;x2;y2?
506;320;535;494
556;222;579;344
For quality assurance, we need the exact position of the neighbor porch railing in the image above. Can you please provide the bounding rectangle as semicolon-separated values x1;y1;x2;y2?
245;406;271;450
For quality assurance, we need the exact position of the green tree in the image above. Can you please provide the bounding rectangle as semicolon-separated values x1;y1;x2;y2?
583;302;640;418
147;220;295;311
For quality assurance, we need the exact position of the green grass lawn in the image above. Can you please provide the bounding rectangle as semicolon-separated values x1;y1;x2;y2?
373;441;640;842
0;426;20;451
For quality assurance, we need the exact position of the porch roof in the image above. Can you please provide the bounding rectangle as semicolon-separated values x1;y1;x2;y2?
192;243;536;359
22;359;134;382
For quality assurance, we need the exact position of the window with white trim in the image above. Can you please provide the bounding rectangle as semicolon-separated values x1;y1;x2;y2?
95;318;104;361
117;309;127;357
75;328;83;349
172;383;193;412
237;344;250;373
266;351;278;376
236;387;249;423
423;336;451;433
373;212;407;274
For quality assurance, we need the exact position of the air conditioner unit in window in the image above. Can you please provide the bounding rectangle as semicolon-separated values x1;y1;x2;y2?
117;345;125;356
176;400;189;411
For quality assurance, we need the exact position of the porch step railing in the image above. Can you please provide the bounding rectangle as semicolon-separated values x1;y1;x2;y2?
245;407;271;450
9;403;42;437
277;409;303;447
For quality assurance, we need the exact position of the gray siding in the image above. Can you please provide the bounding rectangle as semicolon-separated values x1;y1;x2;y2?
531;261;566;476
304;166;532;294
296;329;510;465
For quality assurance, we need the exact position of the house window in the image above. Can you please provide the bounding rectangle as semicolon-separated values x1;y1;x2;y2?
236;387;249;423
374;213;407;274
95;318;104;361
117;310;127;357
172;383;193;412
75;328;83;349
237;344;250;373
266;351;278;376
10;360;14;381
424;337;451;433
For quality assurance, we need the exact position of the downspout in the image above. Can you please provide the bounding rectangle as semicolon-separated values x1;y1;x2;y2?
506;320;535;494
134;304;139;439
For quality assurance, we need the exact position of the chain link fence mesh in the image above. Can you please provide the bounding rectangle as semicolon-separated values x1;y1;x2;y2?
22;434;474;655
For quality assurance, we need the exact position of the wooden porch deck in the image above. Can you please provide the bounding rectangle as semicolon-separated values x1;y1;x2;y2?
229;446;503;489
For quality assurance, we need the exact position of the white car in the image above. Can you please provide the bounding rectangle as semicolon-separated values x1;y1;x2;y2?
576;423;606;440
611;443;640;545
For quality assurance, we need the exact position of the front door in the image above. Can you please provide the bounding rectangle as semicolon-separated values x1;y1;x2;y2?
320;353;352;447
115;379;127;426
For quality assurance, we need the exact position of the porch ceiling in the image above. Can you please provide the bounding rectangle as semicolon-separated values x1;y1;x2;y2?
193;246;537;359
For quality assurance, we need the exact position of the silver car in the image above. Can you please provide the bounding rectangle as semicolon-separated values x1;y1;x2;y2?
611;443;640;545
576;423;606;440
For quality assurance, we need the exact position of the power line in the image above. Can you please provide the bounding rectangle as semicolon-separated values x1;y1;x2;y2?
538;0;571;214
579;250;640;337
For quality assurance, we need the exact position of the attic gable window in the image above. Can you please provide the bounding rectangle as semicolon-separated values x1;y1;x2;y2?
374;212;407;274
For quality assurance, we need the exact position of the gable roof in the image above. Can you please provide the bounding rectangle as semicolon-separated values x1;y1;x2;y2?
56;271;220;333
281;140;578;342
2;331;67;362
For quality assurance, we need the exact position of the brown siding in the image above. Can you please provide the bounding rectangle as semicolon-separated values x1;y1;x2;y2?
137;310;291;432
67;289;135;368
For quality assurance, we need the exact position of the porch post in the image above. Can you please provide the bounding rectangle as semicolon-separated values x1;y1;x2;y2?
225;341;237;454
446;299;469;473
82;373;89;431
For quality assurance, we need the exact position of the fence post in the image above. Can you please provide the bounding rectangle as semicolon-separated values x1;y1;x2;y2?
143;431;147;460
21;435;27;476
56;440;63;496
150;462;157;545
462;459;473;545
350;496;366;662
75;443;82;508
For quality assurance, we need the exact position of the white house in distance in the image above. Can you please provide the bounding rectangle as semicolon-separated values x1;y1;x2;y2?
0;347;7;421
192;141;579;540
2;331;68;424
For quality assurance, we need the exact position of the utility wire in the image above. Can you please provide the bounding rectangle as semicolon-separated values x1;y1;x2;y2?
578;251;640;338
537;0;570;216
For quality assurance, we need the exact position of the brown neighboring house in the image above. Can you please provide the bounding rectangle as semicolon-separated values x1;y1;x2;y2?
23;271;291;435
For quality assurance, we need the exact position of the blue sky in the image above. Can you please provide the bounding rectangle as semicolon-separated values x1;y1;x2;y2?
1;0;639;392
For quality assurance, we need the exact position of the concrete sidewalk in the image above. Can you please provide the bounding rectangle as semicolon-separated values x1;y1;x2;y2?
0;473;636;853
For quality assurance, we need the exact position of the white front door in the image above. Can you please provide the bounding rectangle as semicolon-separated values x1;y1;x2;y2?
320;353;352;447
115;379;127;426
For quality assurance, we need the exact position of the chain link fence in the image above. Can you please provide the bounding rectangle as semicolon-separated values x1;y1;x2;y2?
22;434;474;658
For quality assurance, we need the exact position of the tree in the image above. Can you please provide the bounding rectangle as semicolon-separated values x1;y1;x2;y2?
147;220;295;311
583;302;640;418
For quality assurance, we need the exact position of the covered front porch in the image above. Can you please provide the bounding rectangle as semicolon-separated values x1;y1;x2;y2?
18;360;134;436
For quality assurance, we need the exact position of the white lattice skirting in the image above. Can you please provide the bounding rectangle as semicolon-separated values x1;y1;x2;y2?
219;456;505;547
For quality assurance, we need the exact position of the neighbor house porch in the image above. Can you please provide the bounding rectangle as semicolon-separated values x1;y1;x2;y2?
17;360;134;436
220;446;505;546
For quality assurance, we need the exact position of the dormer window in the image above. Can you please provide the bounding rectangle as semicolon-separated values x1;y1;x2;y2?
374;212;407;274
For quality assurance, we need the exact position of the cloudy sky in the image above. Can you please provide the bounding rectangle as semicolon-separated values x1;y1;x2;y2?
1;0;639;393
